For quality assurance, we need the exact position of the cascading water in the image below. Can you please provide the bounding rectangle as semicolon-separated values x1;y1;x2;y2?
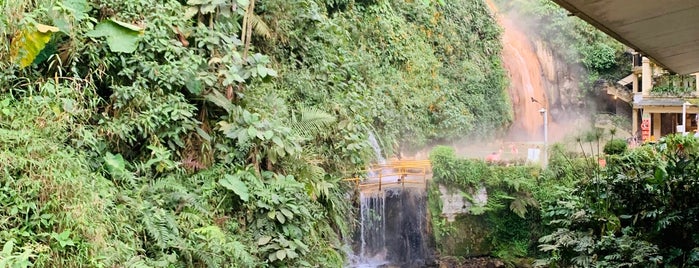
486;0;552;142
348;133;434;268
367;132;386;164
356;190;388;267
351;188;432;268
366;132;400;184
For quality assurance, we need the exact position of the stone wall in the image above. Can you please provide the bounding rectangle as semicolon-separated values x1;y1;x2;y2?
430;183;492;257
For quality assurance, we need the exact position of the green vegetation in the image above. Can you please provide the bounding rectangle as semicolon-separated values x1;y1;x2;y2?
9;0;697;266
651;84;695;96
429;146;541;264
538;135;699;267
651;74;697;96
0;0;510;266
259;0;511;152
429;136;699;267
603;138;627;155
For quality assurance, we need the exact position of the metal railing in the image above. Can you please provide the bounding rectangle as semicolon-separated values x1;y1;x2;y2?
343;160;432;190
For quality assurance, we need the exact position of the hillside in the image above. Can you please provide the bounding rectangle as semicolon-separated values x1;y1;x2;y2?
0;0;510;266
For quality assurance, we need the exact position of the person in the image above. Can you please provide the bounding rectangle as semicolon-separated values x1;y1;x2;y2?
485;149;502;163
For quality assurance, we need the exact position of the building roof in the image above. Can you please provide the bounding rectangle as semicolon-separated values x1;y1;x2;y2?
635;97;687;107
551;0;699;75
617;74;635;86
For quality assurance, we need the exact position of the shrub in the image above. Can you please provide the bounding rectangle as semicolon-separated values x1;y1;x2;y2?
603;138;627;155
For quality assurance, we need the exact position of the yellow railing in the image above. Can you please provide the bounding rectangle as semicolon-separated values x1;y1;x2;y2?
343;160;432;190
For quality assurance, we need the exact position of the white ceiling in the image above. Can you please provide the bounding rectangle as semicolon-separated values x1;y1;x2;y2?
551;0;699;74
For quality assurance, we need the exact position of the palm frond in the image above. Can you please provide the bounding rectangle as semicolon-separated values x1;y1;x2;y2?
248;14;271;40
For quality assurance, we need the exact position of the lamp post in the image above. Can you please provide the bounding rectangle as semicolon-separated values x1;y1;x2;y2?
683;101;690;135
539;108;548;165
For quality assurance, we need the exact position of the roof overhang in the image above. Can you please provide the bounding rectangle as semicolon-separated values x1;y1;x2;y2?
633;97;699;112
551;0;699;75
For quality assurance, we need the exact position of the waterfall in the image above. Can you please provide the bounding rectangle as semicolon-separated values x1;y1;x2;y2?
486;0;551;142
356;190;388;267
367;132;386;164
350;188;433;268
347;132;433;267
366;132;400;183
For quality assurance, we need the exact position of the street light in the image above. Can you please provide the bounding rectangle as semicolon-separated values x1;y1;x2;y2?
539;108;548;165
683;101;691;135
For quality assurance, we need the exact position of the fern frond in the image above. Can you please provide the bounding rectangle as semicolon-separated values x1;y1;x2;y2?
149;177;188;194
142;209;164;248
124;256;154;268
192;250;221;268
314;180;334;200
178;211;205;229
171;191;209;215
305;163;326;181
509;192;539;218
572;255;592;267
290;108;336;138
229;240;255;266
300;144;326;165
510;199;527;218
142;207;181;250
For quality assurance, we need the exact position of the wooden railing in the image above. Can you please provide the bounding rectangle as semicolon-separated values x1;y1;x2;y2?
343;160;432;190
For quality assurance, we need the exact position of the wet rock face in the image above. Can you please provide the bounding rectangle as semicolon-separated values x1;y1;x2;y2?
438;184;487;222
383;189;434;267
533;39;589;124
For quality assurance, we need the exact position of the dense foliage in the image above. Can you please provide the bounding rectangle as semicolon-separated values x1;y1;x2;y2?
258;0;510;152
603;138;627;155
651;74;697;96
0;0;510;266
429;135;699;267
538;135;699;267
429;146;541;264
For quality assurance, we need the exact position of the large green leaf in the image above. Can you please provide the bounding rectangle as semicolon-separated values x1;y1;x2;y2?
220;174;249;202
87;19;143;53
276;249;286;261
104;152;127;177
185;73;203;95
61;0;91;17
2;239;14;255
50;230;75;248
52;0;91;33
9;23;59;68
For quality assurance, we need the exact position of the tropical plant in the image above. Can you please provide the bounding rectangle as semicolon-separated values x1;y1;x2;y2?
429;146;541;264
1;0;513;266
603;138;627;155
537;135;699;267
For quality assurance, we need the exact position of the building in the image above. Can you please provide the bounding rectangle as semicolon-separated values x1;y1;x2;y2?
625;56;699;141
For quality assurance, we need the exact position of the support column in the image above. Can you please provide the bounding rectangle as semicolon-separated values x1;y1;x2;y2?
642;57;652;96
653;113;661;140
633;73;639;93
632;108;638;137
